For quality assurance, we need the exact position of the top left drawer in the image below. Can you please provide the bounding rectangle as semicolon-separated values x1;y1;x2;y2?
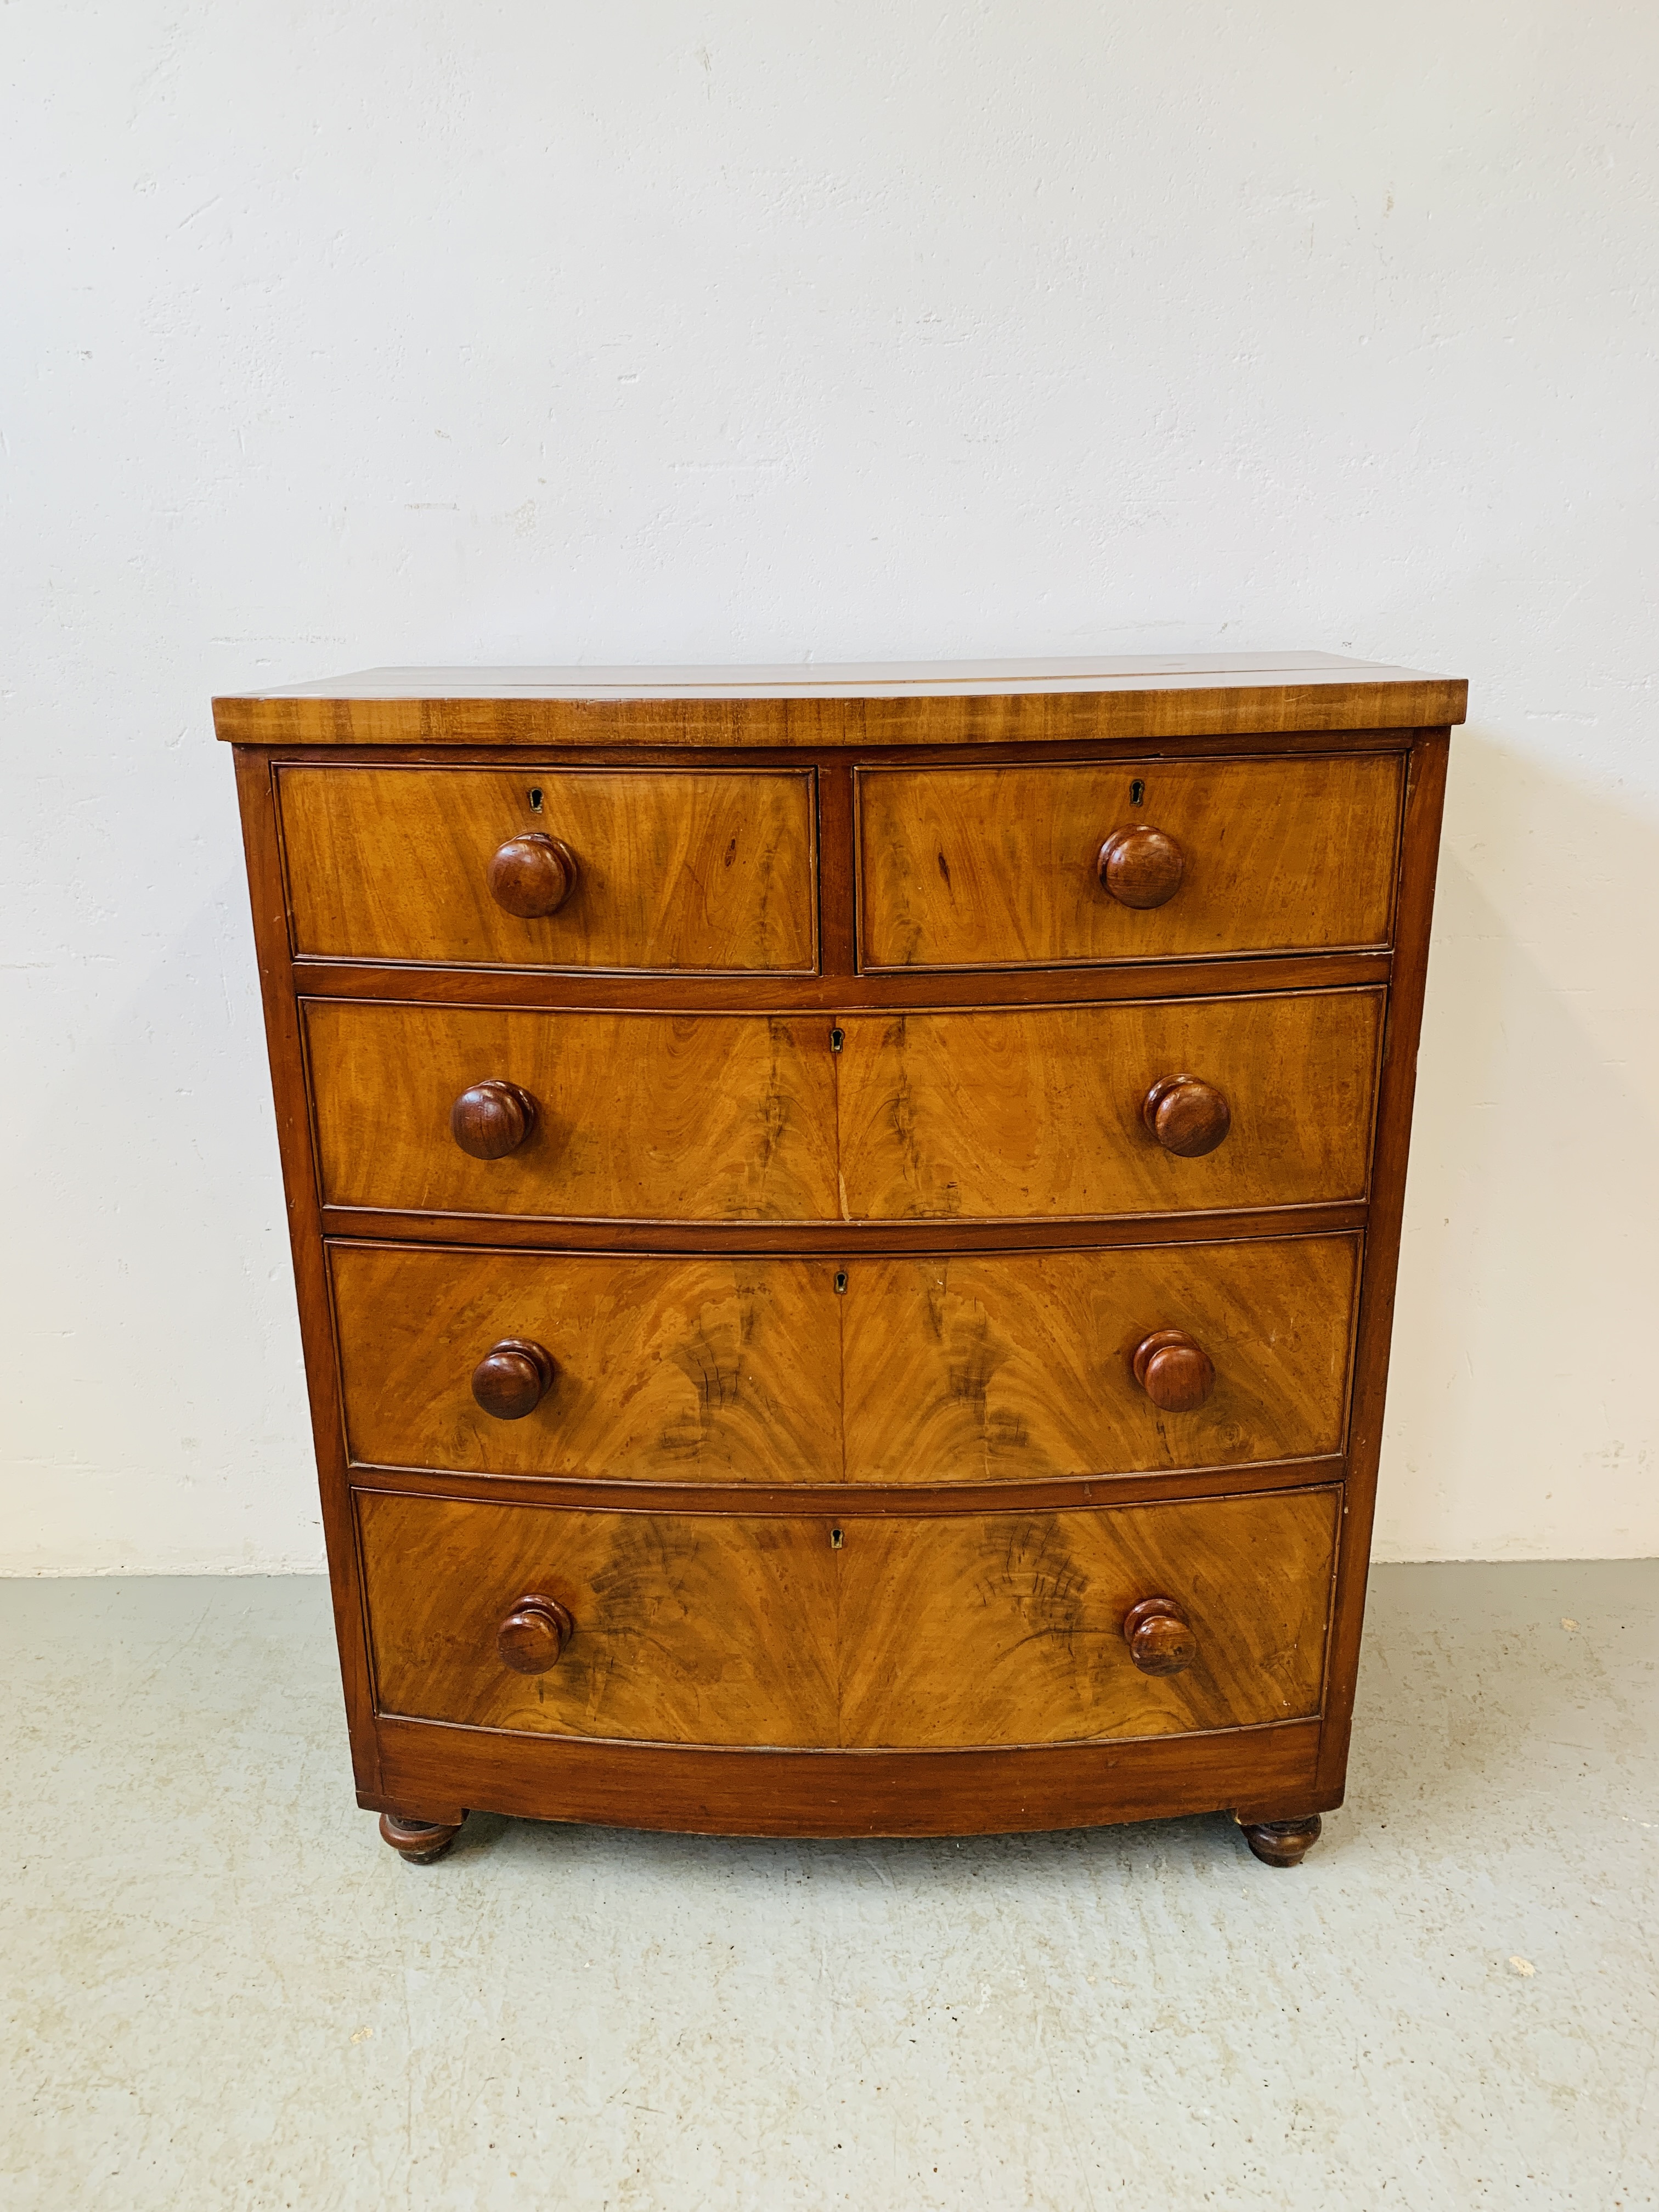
276;766;819;973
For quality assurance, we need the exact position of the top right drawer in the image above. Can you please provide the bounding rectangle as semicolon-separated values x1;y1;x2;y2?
856;753;1404;971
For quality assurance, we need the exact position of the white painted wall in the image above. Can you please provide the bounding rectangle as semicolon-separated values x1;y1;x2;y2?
5;3;1656;1571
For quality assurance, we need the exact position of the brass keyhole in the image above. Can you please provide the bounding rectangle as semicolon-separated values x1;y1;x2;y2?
1130;778;1146;806
528;788;543;811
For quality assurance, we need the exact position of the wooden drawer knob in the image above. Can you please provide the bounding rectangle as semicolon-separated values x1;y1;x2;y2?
471;1339;556;1420
1097;825;1184;909
1143;1074;1231;1158
497;1594;573;1674
1131;1328;1215;1412
487;833;578;919
450;1080;537;1160
1123;1596;1198;1676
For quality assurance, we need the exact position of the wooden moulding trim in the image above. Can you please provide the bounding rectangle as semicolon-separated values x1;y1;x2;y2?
277;758;826;782
297;978;1384;1021
316;1200;1371;1253
345;1458;1347;1516
363;1714;1331;1836
213;683;1466;748
287;950;1395;1003
325;1220;1366;1263
246;726;1434;772
853;945;1391;980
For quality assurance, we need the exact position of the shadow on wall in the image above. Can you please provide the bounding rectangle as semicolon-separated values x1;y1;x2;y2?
1375;727;1659;1560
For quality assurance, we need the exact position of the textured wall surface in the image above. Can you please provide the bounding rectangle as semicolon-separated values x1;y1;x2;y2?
5;3;1656;1569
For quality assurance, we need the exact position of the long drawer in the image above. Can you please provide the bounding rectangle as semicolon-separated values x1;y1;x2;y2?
857;753;1403;969
331;1235;1359;1482
358;1488;1339;1747
304;989;1382;1223
279;764;819;972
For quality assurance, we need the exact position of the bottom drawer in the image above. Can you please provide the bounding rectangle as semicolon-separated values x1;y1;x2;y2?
358;1487;1337;1750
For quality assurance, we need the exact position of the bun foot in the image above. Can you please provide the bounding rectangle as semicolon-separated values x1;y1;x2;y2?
1239;1813;1322;1867
379;1811;464;1864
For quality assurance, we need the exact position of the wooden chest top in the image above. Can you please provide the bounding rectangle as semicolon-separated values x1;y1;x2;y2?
213;650;1466;748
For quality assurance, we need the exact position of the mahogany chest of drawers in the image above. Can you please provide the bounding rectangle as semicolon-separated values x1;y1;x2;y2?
217;652;1463;1869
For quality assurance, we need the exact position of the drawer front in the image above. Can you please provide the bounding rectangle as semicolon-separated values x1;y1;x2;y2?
841;1234;1358;1482
279;765;817;972
332;1236;1353;1486
857;754;1402;969
358;1489;1338;1746
837;989;1383;1220
332;1245;843;1482
304;1002;840;1222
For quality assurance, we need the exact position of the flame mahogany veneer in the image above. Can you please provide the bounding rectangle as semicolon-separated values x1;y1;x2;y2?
218;653;1460;1869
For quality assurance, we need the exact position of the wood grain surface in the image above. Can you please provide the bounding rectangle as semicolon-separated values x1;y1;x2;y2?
357;1488;1338;1747
332;1244;843;1482
226;686;1454;1845
215;653;1468;748
360;1493;840;1746
367;1711;1329;1838
1314;731;1452;1799
303;1001;840;1221
279;765;817;971
334;1234;1355;1486
290;946;1394;1012
856;754;1402;969
836;1489;1338;1745
836;989;1383;1220
232;750;383;1800
839;1235;1359;1481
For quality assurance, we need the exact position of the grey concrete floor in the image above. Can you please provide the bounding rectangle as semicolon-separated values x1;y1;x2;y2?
2;1565;1656;2210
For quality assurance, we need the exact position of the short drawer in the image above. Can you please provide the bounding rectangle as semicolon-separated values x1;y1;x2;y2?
303;1001;840;1222
279;765;817;972
857;754;1402;969
332;1235;1356;1485
358;1488;1338;1747
836;987;1383;1220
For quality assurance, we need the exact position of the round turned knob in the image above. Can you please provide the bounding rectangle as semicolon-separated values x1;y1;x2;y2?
1097;826;1185;909
1131;1328;1216;1412
497;1594;573;1675
1123;1596;1198;1677
450;1080;537;1160
1142;1074;1232;1158
487;833;578;919
471;1339;556;1421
